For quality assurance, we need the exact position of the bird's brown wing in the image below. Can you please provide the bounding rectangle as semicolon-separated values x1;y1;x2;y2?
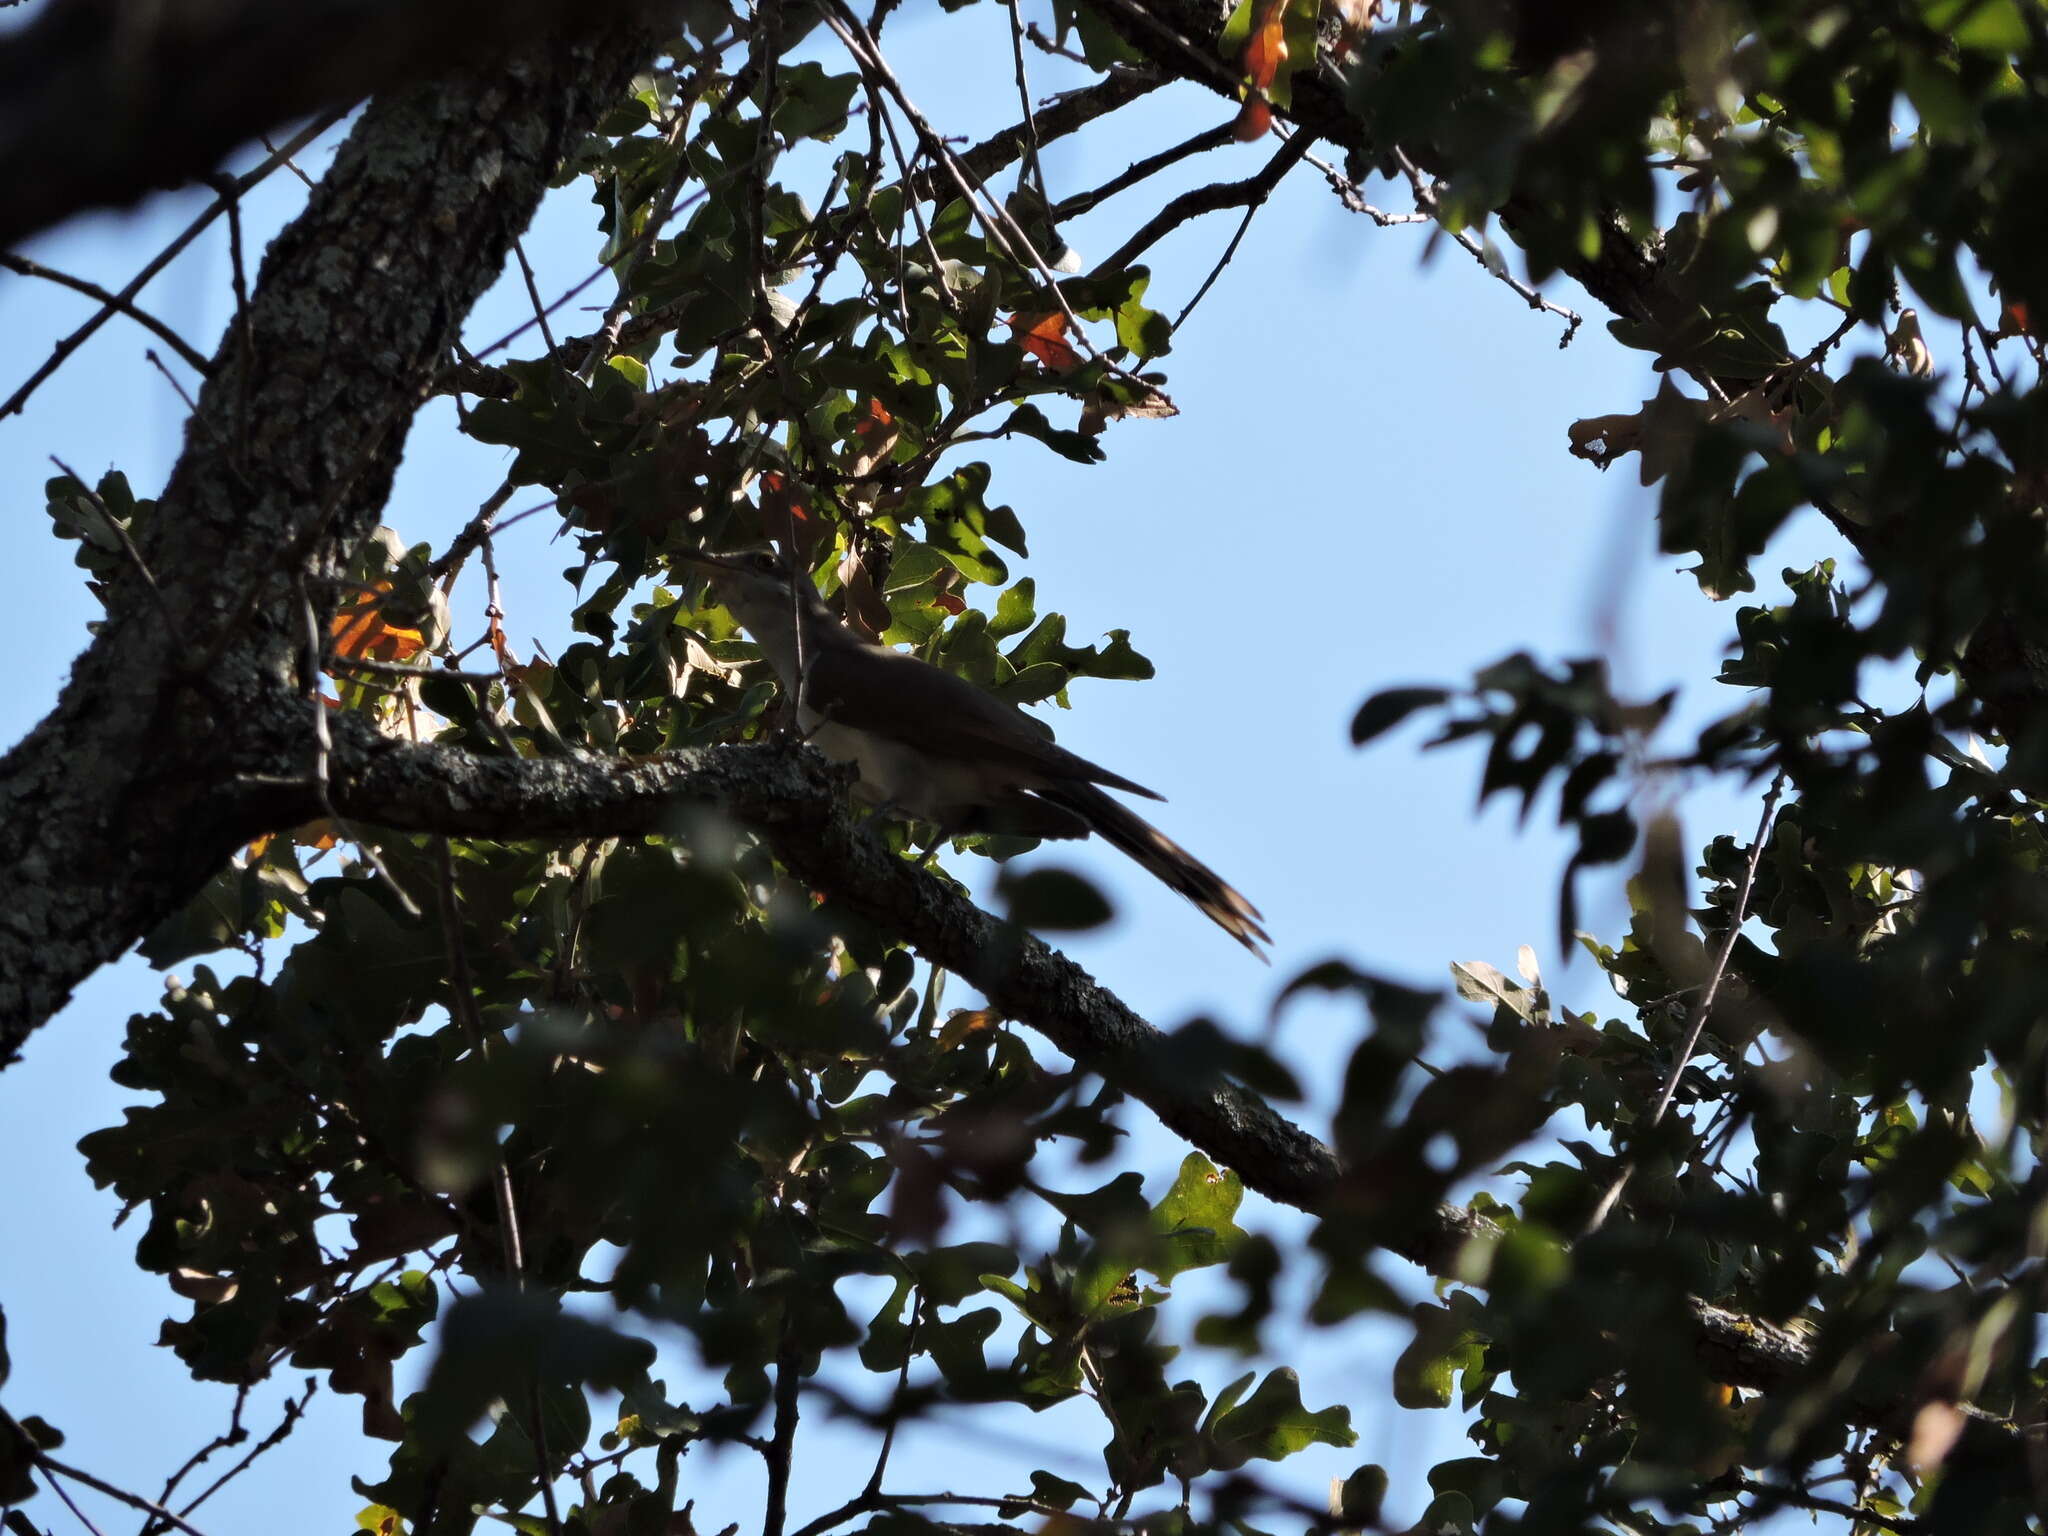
802;640;1164;800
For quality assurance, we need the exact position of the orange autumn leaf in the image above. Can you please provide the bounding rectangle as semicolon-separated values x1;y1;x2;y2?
931;590;967;616
937;1008;1001;1049
247;821;339;861
851;397;895;439
331;583;427;664
759;468;809;520
847;396;902;479
1243;1;1288;90
2008;301;2031;335
1010;311;1083;373
1233;96;1273;142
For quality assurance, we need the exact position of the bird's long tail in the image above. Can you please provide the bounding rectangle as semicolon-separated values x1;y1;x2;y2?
1041;782;1270;959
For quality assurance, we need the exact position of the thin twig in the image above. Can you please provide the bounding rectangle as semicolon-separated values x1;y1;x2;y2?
139;1386;249;1536
257;132;319;189
207;170;257;463
42;1464;114;1536
911;70;1164;207
429;478;517;584
1392;147;1583;345
1583;770;1786;1234
32;1448;214;1536
860;78;960;322
0;253;211;374
1050;121;1233;222
1003;0;1048;207
1171;131;1316;334
144;349;204;415
1097;131;1313;284
1734;1476;1919;1532
511;238;561;357
163;1379;317;1532
0;108;344;420
479;527;510;680
1078;1344;1134;1516
762;1327;804;1536
862;1294;922;1497
1300;147;1430;226
786;1492;1084;1536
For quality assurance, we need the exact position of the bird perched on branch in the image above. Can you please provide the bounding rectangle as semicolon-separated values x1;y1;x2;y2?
684;548;1268;958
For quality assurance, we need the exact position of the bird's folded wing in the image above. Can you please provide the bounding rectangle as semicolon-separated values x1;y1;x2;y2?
803;640;1164;800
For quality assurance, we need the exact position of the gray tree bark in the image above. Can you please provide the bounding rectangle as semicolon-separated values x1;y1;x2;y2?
0;21;659;1051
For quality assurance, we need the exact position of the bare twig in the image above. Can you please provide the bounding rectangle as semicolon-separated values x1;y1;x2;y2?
213;171;256;459
786;1487;1079;1536
0;108;344;420
911;70;1163;206
430;478;517;584
139;1385;251;1536
1171;131;1316;334
257;131;318;189
159;1379;317;1534
27;1441;215;1536
42;1464;114;1536
1050;121;1234;222
1734;1476;1919;1533
1583;770;1786;1234
0;253;211;374
1301;147;1430;226
511;238;561;357
1003;0;1048;207
144;349;204;416
862;1295;922;1497
1393;147;1583;345
1097;133;1312;282
761;1327;804;1536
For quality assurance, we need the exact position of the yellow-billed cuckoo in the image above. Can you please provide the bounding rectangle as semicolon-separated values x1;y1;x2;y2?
686;550;1268;957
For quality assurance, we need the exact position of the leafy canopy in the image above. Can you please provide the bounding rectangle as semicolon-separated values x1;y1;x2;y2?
9;1;2048;1534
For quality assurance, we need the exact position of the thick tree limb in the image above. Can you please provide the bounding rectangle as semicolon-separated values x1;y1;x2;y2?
0;0;673;251
329;725;1458;1249
326;724;1859;1407
0;23;660;1055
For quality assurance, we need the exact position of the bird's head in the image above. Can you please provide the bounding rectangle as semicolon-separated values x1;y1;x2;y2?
677;546;820;647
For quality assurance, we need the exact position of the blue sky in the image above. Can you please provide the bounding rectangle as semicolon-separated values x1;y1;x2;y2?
0;7;1859;1531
